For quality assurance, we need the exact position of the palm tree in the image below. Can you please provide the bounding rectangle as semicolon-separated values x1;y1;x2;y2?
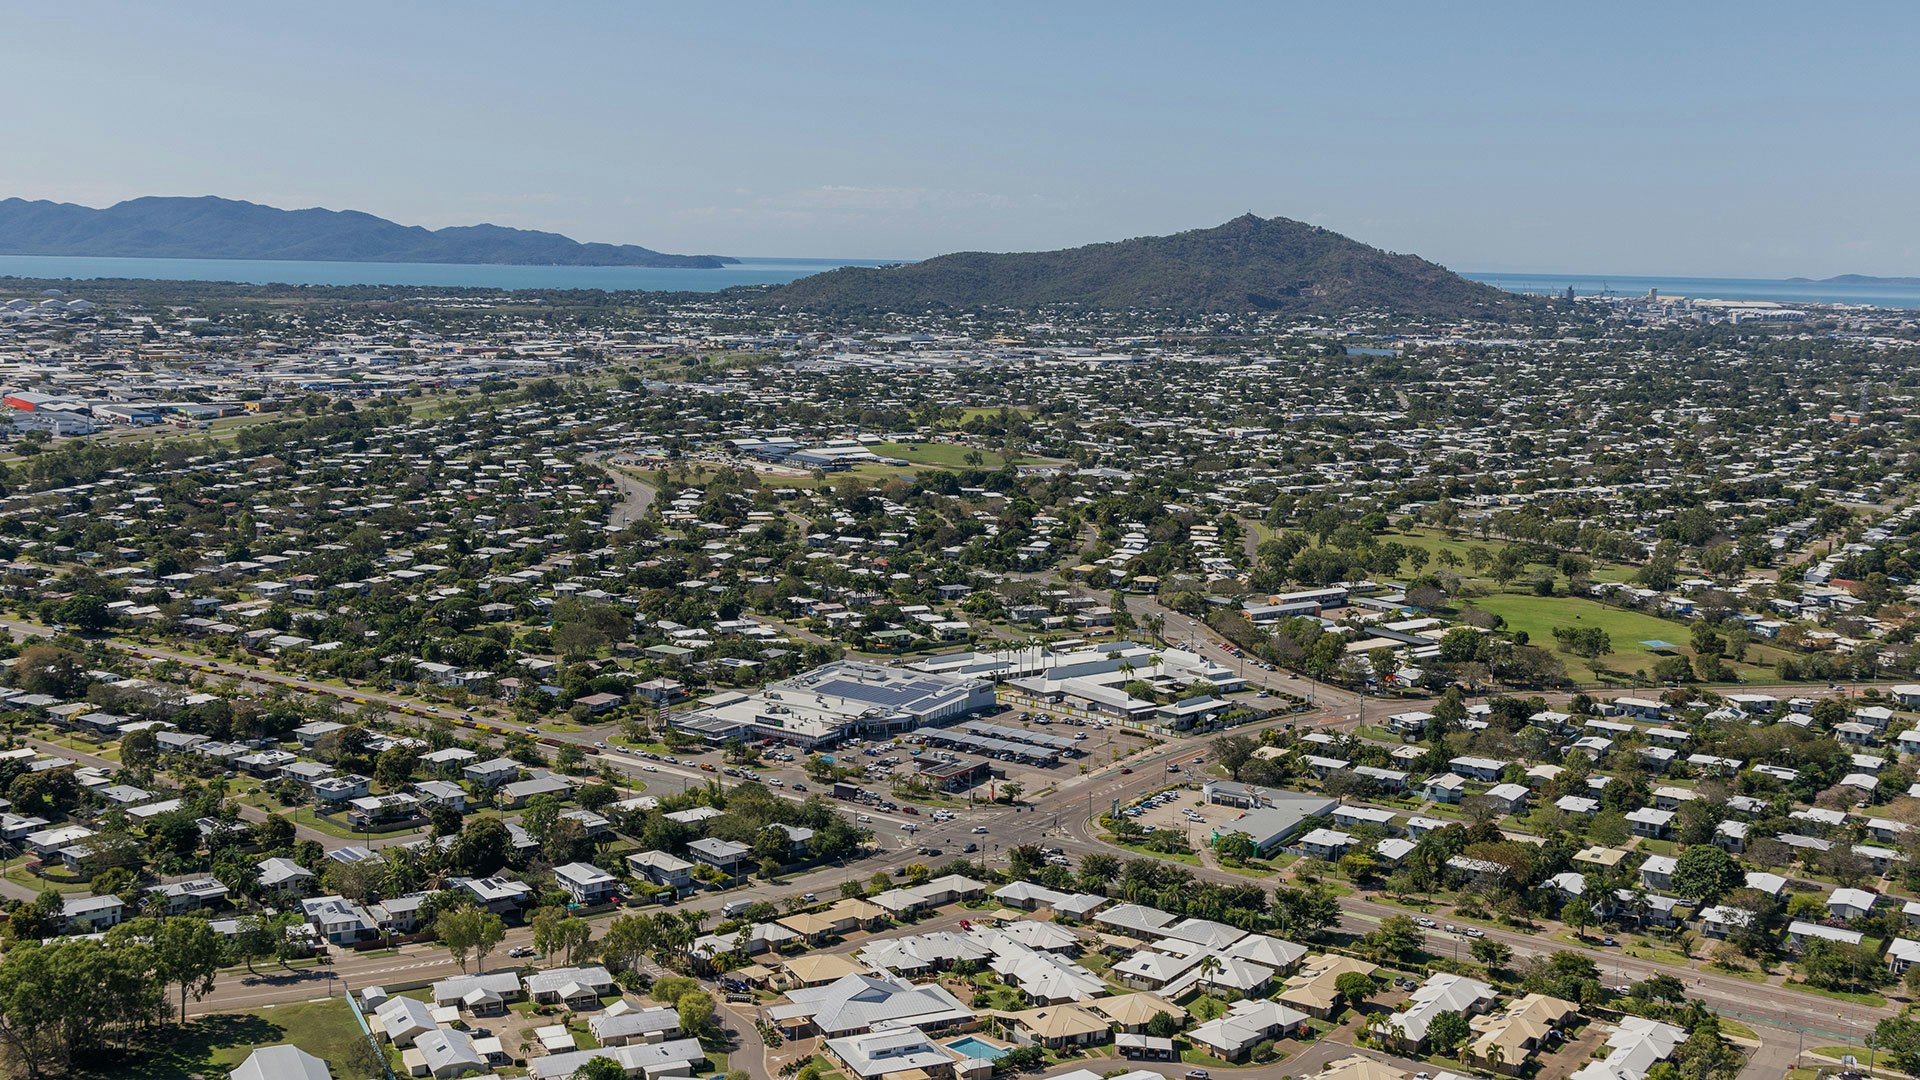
1485;1042;1506;1074
1196;954;1224;990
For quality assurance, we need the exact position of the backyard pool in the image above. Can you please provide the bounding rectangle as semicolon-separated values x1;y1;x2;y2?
946;1037;1009;1060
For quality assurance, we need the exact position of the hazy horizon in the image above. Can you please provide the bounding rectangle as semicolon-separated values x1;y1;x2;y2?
5;2;1918;278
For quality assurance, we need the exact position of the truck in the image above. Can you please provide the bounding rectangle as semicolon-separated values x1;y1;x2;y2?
720;899;754;919
833;782;863;800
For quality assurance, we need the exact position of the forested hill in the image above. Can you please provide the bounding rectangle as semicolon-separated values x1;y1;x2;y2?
0;196;737;268
765;214;1517;316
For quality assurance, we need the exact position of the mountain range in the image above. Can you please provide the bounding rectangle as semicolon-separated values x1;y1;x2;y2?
768;214;1515;316
1787;274;1920;285
0;196;735;268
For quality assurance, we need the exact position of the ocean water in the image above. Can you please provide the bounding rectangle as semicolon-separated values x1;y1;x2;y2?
1467;271;1920;310
0;254;888;291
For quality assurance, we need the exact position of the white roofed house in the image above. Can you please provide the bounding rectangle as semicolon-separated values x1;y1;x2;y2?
1639;855;1677;893
500;773;571;808
554;861;619;905
766;971;974;1037
1449;755;1508;782
1828;887;1877;920
375;993;438;1048
145;877;230;915
629;849;696;895
462;756;521;788
1625;807;1674;838
231;1045;331;1080
687;836;752;876
1387;973;1497;1052
526;1038;706;1080
525;964;616;1008
257;856;316;899
826;1027;961;1080
590;1005;683;1046
1890;938;1920;975
1296;827;1357;861
1186;998;1310;1061
1113;947;1205;991
62;893;124;933
1787;920;1865;950
431;971;523;1014
1483;782;1530;813
302;895;378;945
408;1027;489;1078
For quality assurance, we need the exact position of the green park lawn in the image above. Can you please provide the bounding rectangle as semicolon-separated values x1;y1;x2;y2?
869;441;1010;468
72;998;368;1080
1466;591;1785;684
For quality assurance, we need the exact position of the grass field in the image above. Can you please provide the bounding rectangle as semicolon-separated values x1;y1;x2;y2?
869;441;1017;468
1380;527;1641;584
70;998;368;1080
1467;591;1784;684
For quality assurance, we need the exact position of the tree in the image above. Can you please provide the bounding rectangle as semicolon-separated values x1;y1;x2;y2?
1146;1011;1181;1038
1336;971;1376;1007
602;914;657;974
1669;844;1743;906
252;814;295;854
1212;733;1258;778
1470;936;1514;974
572;1057;628;1080
1001;781;1024;804
1367;915;1425;962
323;858;386;905
374;745;419;792
534;909;595;967
436;907;506;973
1427;1010;1471;1054
233;914;280;975
149;916;221;1026
1875;1015;1920;1076
1215;832;1258;863
1562;898;1594;939
449;817;511;877
677;990;717;1039
1078;853;1120;892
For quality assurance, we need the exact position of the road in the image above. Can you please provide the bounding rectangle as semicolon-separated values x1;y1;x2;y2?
595;456;659;529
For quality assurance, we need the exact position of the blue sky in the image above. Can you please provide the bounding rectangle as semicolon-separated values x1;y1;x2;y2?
4;2;1917;275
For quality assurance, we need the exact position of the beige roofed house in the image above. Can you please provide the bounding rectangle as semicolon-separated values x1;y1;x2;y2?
1090;992;1189;1031
780;909;847;942
1464;993;1578;1075
781;953;869;988
1573;845;1630;869
1002;1003;1112;1048
1279;954;1378;1018
828;897;890;928
1468;1015;1552;1074
1508;993;1578;1027
1318;1054;1411;1080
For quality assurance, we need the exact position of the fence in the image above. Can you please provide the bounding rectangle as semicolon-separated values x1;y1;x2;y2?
340;976;396;1080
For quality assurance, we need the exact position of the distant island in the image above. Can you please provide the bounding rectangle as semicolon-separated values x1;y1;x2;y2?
0;195;736;268
1785;273;1920;285
766;213;1517;316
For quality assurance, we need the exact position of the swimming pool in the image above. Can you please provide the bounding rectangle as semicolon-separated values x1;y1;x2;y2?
946;1037;1009;1061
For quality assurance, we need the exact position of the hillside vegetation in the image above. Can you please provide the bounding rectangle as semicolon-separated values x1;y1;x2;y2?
767;213;1521;316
